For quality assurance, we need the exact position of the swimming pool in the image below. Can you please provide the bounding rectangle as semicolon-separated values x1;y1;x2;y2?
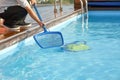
0;11;120;80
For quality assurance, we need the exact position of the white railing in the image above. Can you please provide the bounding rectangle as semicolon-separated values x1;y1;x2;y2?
79;0;89;43
79;0;85;32
79;0;89;32
85;0;88;30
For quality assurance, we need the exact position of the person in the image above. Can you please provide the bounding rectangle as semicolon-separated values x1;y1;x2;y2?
0;0;44;33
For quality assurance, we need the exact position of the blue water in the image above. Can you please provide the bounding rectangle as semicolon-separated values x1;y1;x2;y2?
0;11;120;80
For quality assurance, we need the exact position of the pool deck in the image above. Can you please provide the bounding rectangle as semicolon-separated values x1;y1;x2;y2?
0;4;81;50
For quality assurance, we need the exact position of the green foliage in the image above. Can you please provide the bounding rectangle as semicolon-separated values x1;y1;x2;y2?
63;0;74;4
48;0;55;4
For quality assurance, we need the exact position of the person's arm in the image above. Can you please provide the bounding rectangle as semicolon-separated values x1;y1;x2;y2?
24;5;43;27
17;0;44;27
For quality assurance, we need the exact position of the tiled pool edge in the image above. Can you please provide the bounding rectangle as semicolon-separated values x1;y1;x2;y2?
0;9;81;50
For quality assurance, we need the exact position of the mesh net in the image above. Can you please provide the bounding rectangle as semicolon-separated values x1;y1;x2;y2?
34;32;64;48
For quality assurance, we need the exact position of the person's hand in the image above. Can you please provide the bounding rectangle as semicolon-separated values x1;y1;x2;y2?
0;24;10;34
0;18;9;34
38;21;44;27
30;0;37;5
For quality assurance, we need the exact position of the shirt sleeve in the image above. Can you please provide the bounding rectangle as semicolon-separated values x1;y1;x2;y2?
16;0;30;8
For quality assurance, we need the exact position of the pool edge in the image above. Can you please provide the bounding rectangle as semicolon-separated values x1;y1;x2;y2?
0;9;81;50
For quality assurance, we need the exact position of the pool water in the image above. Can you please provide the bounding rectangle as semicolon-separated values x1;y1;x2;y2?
0;11;120;80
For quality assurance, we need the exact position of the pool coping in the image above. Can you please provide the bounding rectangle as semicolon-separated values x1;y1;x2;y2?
0;9;81;50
